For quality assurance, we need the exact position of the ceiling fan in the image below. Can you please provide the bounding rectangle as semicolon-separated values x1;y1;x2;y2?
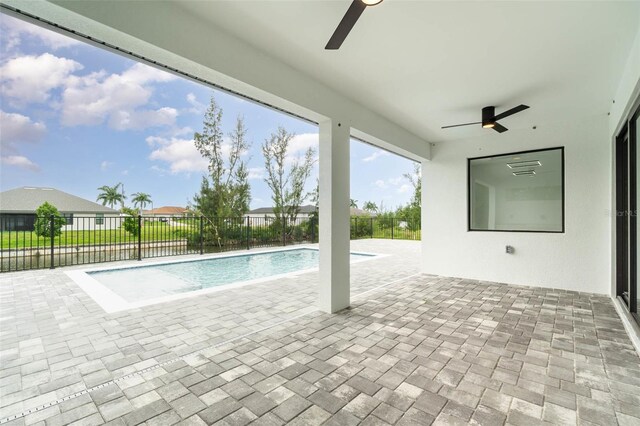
325;0;383;50
442;105;530;133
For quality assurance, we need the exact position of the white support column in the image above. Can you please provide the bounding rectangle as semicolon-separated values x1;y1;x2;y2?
319;119;351;313
420;159;429;274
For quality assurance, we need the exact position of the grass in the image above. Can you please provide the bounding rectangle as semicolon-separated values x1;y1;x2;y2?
0;222;195;250
2;221;420;250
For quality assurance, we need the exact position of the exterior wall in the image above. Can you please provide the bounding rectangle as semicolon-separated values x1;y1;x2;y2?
62;214;122;231
243;213;312;221
422;116;610;294
1;213;121;231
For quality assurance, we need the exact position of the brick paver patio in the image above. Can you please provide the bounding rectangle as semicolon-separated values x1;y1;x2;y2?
1;240;639;425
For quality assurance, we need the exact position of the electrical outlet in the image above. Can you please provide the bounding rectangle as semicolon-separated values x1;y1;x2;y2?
506;245;515;254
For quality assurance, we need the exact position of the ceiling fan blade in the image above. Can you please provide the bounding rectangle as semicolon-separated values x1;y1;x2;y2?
325;0;367;50
493;104;529;122
441;121;482;129
493;123;508;133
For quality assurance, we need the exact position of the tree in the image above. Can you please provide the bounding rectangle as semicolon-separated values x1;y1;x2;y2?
120;207;140;237
192;95;251;218
97;183;126;209
404;163;422;209
396;163;421;229
131;192;152;213
362;201;378;213
33;202;66;238
262;127;316;226
350;199;358;209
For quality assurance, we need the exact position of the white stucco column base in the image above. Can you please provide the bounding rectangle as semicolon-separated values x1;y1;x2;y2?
318;119;350;313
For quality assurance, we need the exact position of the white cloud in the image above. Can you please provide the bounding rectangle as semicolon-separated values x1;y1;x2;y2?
186;93;206;114
288;133;318;155
0;53;82;105
388;176;404;186
1;14;81;51
248;167;265;180
0;110;46;153
374;179;388;189
147;135;208;174
280;133;318;165
100;161;112;171
362;149;390;163
398;184;412;193
1;155;40;171
61;62;177;129
109;107;178;130
374;175;412;193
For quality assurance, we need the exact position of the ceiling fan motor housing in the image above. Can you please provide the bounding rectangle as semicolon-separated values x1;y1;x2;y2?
482;106;495;126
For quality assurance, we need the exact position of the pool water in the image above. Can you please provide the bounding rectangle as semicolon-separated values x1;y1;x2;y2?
89;248;372;302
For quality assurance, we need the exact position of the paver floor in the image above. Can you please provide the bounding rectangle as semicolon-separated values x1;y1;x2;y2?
1;240;639;425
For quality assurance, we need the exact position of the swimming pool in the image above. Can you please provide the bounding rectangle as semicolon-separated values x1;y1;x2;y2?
66;247;379;312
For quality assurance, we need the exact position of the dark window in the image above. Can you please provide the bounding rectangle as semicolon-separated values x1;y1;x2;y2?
468;147;565;233
63;214;74;225
96;213;104;225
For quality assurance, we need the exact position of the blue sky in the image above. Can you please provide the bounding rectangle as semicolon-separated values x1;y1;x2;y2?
0;13;416;211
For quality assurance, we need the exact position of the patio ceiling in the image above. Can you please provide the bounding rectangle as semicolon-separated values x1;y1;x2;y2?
174;0;640;143
5;1;638;150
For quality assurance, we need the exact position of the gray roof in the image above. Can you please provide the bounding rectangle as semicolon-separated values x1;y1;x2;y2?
249;205;317;214
0;187;118;214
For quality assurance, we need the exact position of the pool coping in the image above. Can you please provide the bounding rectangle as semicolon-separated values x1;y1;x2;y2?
65;245;387;313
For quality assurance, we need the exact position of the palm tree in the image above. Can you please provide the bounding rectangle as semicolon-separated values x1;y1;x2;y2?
350;199;358;209
363;201;378;213
97;183;126;209
131;192;152;213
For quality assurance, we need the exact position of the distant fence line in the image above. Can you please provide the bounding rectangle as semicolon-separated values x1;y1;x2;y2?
0;215;419;272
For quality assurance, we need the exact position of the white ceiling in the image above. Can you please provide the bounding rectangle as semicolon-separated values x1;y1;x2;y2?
176;0;639;143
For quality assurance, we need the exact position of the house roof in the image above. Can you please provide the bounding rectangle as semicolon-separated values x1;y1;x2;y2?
246;205;374;217
0;187;118;214
350;208;374;217
248;205;317;214
143;206;190;215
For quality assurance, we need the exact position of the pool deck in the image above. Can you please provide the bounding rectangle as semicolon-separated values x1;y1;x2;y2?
1;239;639;425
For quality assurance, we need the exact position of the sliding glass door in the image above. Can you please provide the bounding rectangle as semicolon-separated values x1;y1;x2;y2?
616;99;640;325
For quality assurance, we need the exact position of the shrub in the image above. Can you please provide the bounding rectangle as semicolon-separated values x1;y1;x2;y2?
33;202;66;238
121;207;140;238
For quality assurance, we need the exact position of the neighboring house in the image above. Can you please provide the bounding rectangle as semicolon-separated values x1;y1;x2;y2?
243;205;373;222
350;207;375;217
244;205;317;222
142;206;196;222
142;206;193;221
0;187;120;231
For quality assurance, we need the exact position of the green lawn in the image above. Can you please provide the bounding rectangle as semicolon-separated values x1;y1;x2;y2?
0;222;195;250
2;221;420;250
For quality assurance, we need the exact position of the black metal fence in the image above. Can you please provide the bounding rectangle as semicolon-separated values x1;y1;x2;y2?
0;214;419;272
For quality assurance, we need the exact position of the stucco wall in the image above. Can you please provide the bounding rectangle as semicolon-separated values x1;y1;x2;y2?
421;116;610;294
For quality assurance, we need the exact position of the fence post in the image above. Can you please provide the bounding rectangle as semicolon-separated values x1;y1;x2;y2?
200;216;204;255
137;215;142;261
391;218;394;240
282;217;287;246
49;214;55;269
311;216;315;244
354;217;358;240
246;216;250;250
371;217;373;238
